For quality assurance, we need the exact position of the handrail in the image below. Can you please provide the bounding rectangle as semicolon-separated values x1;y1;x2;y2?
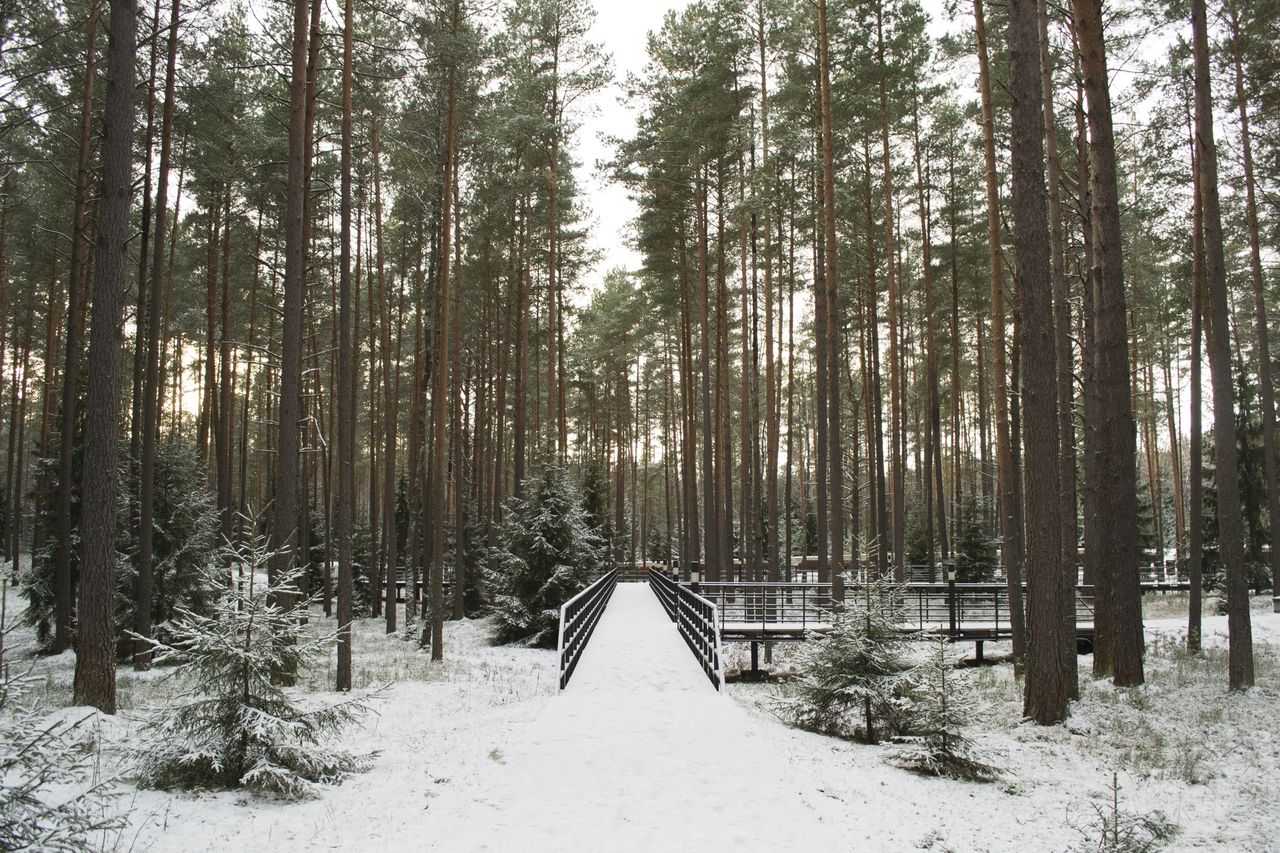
649;567;679;619
556;568;618;691
688;579;1100;643
650;567;723;691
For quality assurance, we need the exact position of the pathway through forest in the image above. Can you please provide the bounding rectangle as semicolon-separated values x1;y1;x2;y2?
433;583;845;850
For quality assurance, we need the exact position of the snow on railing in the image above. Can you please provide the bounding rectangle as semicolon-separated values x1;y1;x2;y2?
556;568;618;691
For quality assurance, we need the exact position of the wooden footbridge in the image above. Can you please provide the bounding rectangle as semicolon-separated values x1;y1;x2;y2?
556;565;1112;691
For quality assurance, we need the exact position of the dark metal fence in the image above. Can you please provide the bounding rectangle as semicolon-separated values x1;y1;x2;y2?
894;583;1096;638
691;582;833;637
687;579;1098;644
650;568;724;690
556;569;618;691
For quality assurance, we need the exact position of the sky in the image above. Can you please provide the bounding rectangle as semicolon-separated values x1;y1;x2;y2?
574;0;690;282
570;0;958;287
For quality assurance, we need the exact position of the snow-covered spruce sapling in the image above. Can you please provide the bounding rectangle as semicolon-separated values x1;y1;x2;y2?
132;532;374;800
781;569;918;743
0;579;122;850
886;635;999;781
489;464;605;648
1068;772;1178;852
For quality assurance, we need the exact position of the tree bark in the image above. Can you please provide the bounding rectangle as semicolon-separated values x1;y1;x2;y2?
1072;0;1143;686
51;0;100;655
268;0;312;650
135;0;180;670
975;0;1026;662
1011;0;1068;723
1226;3;1280;604
1190;0;1253;688
73;0;136;713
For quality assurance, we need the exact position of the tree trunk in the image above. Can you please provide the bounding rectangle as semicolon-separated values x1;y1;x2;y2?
975;0;1026;662
427;0;461;659
1072;0;1143;686
1226;3;1280;604
335;0;355;688
135;0;180;670
878;7;904;584
1187;135;1204;653
268;0;312;655
51;0;100;655
1011;0;1068;723
1190;0;1253;689
73;0;136;713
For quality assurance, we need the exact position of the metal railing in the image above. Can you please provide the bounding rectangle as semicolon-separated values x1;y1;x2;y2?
691;582;833;637
679;578;1098;644
556;568;618;691
894;583;1095;638
650;568;724;691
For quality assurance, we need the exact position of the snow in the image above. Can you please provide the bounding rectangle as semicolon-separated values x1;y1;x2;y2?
426;583;846;850
4;573;1279;852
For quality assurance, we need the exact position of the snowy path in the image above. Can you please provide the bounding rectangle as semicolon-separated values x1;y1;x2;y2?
432;583;846;851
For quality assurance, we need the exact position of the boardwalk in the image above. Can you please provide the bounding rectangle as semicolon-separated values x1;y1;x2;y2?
435;583;844;851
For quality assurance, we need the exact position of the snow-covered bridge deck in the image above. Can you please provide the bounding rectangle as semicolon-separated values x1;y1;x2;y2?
437;583;844;850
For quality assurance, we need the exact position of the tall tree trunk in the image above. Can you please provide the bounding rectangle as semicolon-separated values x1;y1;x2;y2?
427;0;461;659
818;0;843;598
73;0;136;713
268;0;312;657
51;0;100;655
336;0;355;687
1188;135;1204;653
130;0;161;472
975;0;1026;662
1011;0;1068;723
135;0;180;670
878;7;904;584
1039;0;1079;700
697;173;717;581
1226;3;1280;606
759;4;780;583
1072;0;1143;686
372;117;398;635
1190;0;1253;688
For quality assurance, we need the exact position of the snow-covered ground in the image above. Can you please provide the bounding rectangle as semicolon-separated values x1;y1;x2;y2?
4;584;1278;851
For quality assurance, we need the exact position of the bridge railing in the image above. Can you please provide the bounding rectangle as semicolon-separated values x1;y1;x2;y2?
556;568;618;691
893;583;1095;636
690;582;833;635
650;568;724;691
683;578;1097;643
649;567;679;619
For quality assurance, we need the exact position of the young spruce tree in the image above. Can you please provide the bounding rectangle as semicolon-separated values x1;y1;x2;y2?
490;464;605;648
133;530;372;799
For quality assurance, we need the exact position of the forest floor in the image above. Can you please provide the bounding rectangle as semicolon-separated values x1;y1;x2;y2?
4;582;1278;852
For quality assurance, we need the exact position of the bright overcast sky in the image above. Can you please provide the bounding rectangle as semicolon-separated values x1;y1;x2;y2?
575;0;689;283
571;0;956;287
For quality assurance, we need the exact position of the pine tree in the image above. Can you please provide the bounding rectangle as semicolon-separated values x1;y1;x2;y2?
955;495;997;582
0;580;122;850
783;568;918;743
489;464;604;648
132;530;373;799
887;636;999;781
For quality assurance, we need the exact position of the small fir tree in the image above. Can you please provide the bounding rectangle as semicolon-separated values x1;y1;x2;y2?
886;636;999;781
782;561;918;743
132;530;373;799
954;494;997;582
0;580;121;849
490;464;605;647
